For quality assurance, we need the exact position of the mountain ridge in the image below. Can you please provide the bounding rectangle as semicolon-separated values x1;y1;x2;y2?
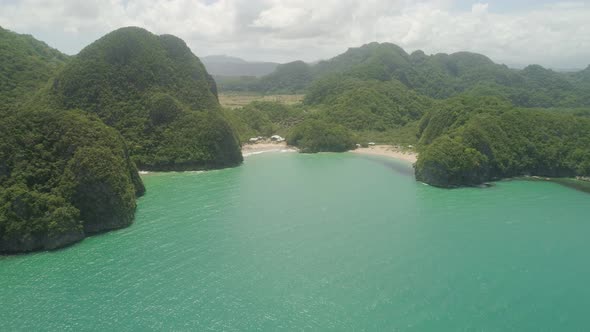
202;54;279;77
218;42;590;108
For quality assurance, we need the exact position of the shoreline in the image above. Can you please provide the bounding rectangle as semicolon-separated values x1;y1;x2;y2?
241;142;298;157
140;144;417;175
520;176;590;194
350;145;418;163
137;147;590;195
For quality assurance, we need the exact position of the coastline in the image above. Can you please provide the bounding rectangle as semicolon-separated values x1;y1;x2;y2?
350;145;418;163
241;142;298;157
521;176;590;194
242;143;418;162
139;143;298;175
140;144;417;175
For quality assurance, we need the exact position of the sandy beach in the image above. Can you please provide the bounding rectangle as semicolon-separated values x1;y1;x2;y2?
350;145;418;163
242;143;418;162
241;142;298;157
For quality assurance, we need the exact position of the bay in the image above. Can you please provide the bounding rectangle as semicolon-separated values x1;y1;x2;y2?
1;153;589;331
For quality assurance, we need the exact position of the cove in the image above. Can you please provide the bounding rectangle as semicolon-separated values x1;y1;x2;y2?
1;153;590;331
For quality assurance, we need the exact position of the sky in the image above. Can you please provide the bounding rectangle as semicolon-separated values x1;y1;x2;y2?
0;0;589;69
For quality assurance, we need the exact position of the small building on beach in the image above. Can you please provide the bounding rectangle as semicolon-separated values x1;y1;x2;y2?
271;135;285;142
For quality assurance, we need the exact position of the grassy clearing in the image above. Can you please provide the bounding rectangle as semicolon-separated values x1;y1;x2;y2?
219;93;304;109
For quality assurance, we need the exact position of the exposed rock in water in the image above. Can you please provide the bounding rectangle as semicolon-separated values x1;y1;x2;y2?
0;230;85;253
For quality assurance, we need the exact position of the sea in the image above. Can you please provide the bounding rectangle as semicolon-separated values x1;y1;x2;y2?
1;152;589;331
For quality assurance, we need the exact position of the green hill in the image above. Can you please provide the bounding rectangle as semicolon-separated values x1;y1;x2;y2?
415;97;590;187
256;61;313;94
286;119;356;153
0;109;144;253
305;76;433;131
221;42;590;108
0;26;69;113
40;27;242;171
0;27;245;253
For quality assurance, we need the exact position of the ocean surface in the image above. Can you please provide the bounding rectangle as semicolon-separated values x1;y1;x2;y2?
2;153;590;331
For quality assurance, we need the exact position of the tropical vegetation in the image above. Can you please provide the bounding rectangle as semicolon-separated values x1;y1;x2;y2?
0;26;242;253
0;109;144;253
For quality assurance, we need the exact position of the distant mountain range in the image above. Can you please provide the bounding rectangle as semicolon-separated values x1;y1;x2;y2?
216;42;590;108
201;55;279;77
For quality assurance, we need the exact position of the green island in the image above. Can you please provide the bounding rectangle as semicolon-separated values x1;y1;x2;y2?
1;26;590;253
0;27;241;253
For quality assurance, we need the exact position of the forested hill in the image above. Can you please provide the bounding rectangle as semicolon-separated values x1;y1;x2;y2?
0;26;69;112
0;109;145;253
35;27;243;171
1;27;243;253
221;42;590;108
0;27;145;253
414;97;590;187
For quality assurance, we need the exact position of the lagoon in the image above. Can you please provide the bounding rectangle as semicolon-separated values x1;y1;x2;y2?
1;153;590;330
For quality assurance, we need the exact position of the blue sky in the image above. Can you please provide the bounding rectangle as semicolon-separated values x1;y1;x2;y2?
1;0;589;68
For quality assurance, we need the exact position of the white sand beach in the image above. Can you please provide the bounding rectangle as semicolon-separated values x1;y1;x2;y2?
350;145;418;163
241;142;298;157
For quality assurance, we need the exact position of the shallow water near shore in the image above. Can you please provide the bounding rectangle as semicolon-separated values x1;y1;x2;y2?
2;153;590;330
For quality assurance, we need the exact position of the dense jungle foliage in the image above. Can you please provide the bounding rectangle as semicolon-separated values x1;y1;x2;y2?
0;27;243;253
415;97;590;187
0;109;144;253
222;101;307;141
0;26;68;113
286;119;357;153
36;27;242;170
224;78;433;147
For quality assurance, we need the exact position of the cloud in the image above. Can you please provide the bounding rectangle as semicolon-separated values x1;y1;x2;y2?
0;0;589;68
471;3;488;15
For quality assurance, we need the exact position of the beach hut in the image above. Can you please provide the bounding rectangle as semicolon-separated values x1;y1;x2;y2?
271;135;285;142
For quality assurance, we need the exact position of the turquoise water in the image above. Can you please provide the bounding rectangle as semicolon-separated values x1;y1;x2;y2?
2;153;590;331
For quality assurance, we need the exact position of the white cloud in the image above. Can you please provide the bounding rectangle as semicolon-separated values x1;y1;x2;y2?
0;0;589;68
471;3;488;15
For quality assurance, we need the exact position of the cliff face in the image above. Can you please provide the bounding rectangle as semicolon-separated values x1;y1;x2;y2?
0;110;144;254
0;229;85;253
